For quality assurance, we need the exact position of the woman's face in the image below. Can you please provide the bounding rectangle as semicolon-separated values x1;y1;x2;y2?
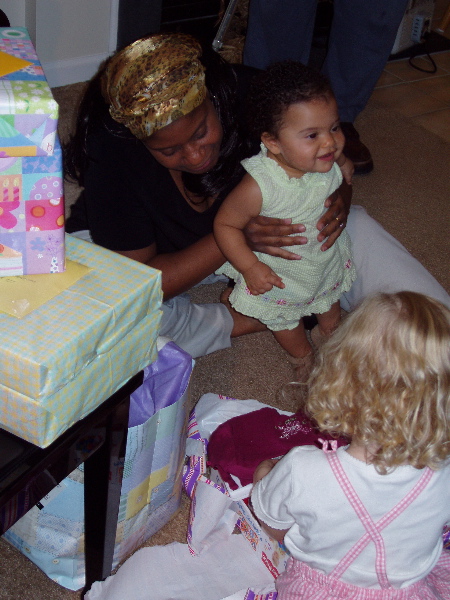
143;97;223;174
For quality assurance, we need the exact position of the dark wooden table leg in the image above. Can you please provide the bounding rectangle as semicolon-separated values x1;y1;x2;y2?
0;371;143;597
82;392;131;596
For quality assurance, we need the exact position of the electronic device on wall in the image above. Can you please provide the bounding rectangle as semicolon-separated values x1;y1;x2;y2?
391;0;435;54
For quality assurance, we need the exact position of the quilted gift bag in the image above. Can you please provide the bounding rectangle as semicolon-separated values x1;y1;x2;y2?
2;338;193;590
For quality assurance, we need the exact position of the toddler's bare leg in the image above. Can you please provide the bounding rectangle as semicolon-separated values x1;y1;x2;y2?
272;321;311;358
311;301;342;349
273;321;315;383
316;301;341;335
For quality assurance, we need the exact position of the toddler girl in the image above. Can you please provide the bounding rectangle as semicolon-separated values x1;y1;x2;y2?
214;61;356;381
251;291;450;599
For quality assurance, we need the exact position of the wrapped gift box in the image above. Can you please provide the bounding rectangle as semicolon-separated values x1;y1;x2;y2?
0;27;64;276
0;136;65;275
0;235;162;447
0;27;58;157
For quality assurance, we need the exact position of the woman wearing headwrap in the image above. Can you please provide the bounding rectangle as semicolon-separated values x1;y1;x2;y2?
65;33;449;358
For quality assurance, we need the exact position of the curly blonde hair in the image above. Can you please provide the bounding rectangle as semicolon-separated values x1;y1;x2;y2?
306;292;450;473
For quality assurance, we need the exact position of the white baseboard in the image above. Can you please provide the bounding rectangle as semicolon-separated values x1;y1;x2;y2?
43;52;110;89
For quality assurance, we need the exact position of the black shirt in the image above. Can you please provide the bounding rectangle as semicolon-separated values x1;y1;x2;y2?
66;65;258;254
66;126;223;254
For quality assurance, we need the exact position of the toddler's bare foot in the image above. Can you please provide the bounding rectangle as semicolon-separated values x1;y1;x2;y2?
220;286;266;337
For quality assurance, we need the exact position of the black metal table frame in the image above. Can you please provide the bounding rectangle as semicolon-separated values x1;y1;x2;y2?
0;371;143;596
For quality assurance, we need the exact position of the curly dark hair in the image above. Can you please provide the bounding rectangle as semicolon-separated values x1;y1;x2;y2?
246;61;334;141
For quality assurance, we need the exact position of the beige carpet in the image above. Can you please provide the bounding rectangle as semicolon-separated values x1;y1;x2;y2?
0;81;449;599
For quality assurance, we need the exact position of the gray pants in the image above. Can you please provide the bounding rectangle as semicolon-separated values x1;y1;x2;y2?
159;274;233;358
71;206;449;358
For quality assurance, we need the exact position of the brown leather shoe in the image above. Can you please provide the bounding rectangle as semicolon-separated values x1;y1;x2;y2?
341;122;374;175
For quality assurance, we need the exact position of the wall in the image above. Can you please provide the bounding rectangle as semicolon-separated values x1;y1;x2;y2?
0;0;119;87
0;1;27;29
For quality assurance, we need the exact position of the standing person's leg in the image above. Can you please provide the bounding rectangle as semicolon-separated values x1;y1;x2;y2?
322;0;408;174
323;0;408;123
310;301;341;349
272;322;312;359
341;206;450;311
243;0;317;69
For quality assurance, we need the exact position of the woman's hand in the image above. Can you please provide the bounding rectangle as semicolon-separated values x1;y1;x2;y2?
339;156;355;186
243;180;352;258
317;179;352;251
244;216;307;260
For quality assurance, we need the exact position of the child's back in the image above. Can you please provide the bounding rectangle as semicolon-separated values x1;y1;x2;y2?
252;444;450;589
251;291;450;598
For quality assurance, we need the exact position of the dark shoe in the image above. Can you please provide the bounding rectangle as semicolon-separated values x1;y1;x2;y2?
341;122;374;175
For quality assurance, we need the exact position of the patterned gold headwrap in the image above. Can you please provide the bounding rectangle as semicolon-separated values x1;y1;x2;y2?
102;33;207;139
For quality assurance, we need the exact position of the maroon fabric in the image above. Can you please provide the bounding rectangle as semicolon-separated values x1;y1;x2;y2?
207;407;348;489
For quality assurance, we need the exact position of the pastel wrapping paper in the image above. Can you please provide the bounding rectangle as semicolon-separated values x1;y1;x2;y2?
0;234;162;447
0;136;65;275
183;397;290;577
0;27;58;157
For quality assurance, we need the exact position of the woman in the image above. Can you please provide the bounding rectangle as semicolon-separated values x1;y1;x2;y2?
65;33;449;358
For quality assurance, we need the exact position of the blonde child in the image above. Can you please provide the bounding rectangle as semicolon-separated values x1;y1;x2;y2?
251;291;450;599
214;61;356;381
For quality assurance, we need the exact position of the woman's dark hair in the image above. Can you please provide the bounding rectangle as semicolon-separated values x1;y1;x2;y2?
64;37;257;201
246;60;334;140
63;66;112;185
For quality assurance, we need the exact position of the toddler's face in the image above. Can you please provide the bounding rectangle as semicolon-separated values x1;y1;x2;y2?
263;97;345;177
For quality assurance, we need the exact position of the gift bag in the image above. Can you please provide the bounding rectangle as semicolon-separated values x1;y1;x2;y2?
2;338;193;590
84;395;279;600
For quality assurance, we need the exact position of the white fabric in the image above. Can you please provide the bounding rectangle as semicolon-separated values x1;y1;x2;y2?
342;206;449;310
251;445;450;589
160;291;232;358
85;536;275;600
